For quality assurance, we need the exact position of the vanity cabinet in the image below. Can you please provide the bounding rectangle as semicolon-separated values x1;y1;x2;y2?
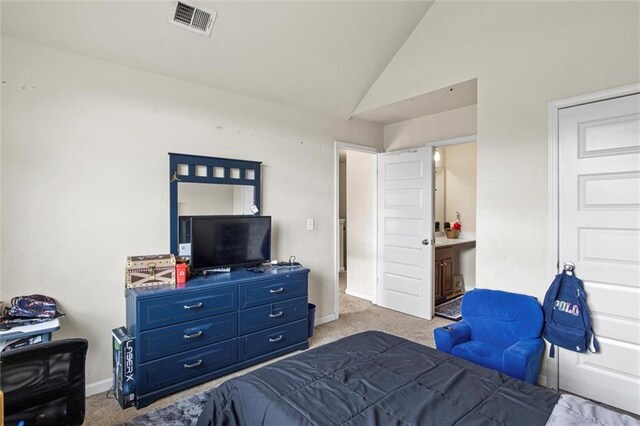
435;247;454;303
126;266;309;408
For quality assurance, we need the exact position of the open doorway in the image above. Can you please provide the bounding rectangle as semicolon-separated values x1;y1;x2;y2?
334;141;378;319
430;136;477;321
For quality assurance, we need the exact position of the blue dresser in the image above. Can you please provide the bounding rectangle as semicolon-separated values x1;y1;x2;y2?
126;266;310;408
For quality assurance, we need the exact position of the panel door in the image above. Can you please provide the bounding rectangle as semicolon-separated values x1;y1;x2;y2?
558;93;640;414
377;148;433;319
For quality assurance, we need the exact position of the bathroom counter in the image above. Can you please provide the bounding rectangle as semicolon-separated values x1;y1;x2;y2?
434;237;476;250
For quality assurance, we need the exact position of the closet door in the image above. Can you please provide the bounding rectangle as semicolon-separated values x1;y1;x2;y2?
557;93;640;415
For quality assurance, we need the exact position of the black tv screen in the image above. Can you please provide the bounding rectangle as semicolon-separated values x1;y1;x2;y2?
190;216;271;271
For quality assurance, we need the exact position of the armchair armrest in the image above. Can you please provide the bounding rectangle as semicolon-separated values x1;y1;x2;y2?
502;338;544;384
434;322;471;354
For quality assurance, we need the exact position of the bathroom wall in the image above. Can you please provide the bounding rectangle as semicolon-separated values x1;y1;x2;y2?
444;143;477;231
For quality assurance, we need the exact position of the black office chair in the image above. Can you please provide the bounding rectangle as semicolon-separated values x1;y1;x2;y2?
1;338;88;425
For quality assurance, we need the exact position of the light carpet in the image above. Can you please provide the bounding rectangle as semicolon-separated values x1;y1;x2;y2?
84;273;451;425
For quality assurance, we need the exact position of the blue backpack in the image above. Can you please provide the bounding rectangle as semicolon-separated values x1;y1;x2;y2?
542;270;600;358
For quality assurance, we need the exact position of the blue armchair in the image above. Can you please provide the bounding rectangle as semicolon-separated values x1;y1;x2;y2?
434;289;544;384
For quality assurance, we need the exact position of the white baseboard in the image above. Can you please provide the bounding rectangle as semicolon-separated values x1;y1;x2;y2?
345;288;372;301
86;377;112;397
315;313;338;326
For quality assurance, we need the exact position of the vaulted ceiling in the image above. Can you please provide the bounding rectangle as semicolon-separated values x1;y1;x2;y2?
1;1;434;119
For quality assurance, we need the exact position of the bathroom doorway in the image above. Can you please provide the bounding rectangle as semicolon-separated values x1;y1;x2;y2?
430;136;477;320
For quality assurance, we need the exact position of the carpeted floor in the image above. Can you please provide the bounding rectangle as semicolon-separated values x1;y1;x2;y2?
84;272;452;425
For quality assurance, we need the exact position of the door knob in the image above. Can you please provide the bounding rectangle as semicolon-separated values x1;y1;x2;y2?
422;239;430;245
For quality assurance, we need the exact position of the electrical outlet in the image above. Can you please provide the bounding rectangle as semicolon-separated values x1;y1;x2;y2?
306;218;314;231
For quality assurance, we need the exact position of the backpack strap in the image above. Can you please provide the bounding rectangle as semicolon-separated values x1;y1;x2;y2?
543;272;565;358
543;272;565;321
574;273;600;354
589;335;600;354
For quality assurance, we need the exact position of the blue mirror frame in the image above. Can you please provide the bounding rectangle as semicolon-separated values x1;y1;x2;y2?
169;153;262;254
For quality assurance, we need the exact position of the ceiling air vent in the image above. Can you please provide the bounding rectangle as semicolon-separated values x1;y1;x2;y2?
168;2;217;37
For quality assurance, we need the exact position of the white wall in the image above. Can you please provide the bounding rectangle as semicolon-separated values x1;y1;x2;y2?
384;105;476;151
345;150;375;300
1;38;382;389
360;1;639;301
444;143;477;232
434;165;445;229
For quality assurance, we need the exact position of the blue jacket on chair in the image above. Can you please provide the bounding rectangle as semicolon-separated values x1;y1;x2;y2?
434;289;545;384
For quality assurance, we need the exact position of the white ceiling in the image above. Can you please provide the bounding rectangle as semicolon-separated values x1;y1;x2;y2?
1;1;434;119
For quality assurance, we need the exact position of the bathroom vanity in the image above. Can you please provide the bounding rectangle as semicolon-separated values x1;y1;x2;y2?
434;237;476;303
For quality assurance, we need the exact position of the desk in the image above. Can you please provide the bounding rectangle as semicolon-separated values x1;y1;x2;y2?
0;318;60;351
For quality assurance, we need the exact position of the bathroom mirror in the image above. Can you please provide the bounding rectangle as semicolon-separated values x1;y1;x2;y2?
169;153;262;254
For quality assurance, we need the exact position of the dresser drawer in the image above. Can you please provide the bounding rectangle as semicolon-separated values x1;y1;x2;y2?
239;275;307;309
137;339;237;394
238;297;307;335
238;319;307;362
138;286;237;331
139;311;237;363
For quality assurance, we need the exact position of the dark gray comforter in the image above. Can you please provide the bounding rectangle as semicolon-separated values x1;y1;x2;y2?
197;331;559;425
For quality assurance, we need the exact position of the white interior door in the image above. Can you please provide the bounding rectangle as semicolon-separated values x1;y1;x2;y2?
377;148;433;319
558;93;640;414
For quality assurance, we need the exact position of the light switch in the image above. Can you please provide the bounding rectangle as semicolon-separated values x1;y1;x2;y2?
306;218;314;231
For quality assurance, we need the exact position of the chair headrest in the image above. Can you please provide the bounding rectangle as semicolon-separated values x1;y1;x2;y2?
462;289;543;344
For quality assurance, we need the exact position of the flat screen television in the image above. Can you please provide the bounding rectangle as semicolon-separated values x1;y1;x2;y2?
189;215;271;272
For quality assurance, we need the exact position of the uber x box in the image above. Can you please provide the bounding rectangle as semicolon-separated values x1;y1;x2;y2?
112;326;136;408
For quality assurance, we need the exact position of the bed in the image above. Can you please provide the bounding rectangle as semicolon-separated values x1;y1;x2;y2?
196;331;638;426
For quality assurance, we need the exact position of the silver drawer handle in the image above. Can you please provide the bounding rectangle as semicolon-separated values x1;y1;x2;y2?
183;359;203;369
184;302;203;310
269;335;283;343
270;288;284;294
184;330;203;340
269;311;283;318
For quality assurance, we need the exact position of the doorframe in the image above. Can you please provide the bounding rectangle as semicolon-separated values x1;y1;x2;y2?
547;82;640;390
425;134;477;308
425;134;477;150
332;141;380;323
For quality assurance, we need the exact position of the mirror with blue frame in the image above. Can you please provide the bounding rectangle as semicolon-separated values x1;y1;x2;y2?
169;152;262;255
